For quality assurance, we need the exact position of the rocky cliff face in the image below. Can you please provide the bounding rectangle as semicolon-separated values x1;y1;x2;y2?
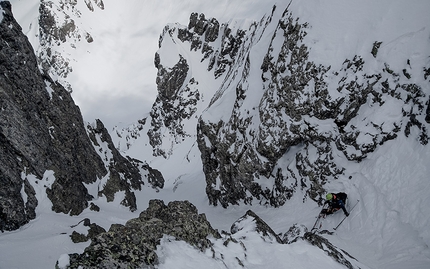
0;1;163;231
141;4;429;208
0;1;106;230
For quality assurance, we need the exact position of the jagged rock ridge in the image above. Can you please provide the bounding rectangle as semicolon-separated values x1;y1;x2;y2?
63;200;366;268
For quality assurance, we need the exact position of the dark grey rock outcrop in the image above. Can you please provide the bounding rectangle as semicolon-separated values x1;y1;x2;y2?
87;119;165;211
70;218;106;243
0;1;107;231
65;199;221;268
148;54;194;157
426;96;430;124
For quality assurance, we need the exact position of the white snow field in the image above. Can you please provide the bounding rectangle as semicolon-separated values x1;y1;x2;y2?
2;0;430;268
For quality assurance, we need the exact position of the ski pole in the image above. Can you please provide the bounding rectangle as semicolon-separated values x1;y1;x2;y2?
333;199;359;230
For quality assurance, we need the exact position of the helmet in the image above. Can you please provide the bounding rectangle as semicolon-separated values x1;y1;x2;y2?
326;193;333;200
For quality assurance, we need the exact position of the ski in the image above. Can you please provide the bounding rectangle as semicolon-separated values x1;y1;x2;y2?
333;199;359;230
311;204;328;233
311;215;322;233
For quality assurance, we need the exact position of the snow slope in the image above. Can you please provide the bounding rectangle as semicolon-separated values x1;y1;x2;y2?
1;137;428;268
2;0;430;268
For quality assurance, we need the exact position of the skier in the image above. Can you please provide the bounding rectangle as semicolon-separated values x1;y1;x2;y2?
321;192;349;217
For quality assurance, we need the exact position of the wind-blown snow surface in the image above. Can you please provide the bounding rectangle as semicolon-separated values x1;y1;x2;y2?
2;0;430;268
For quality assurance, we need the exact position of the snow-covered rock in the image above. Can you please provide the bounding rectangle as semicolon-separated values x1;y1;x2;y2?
65;199;220;268
37;0;103;91
142;3;430;209
86;119;165;212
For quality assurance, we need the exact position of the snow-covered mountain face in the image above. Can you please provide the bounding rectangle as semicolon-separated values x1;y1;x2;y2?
119;2;430;208
2;0;430;268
